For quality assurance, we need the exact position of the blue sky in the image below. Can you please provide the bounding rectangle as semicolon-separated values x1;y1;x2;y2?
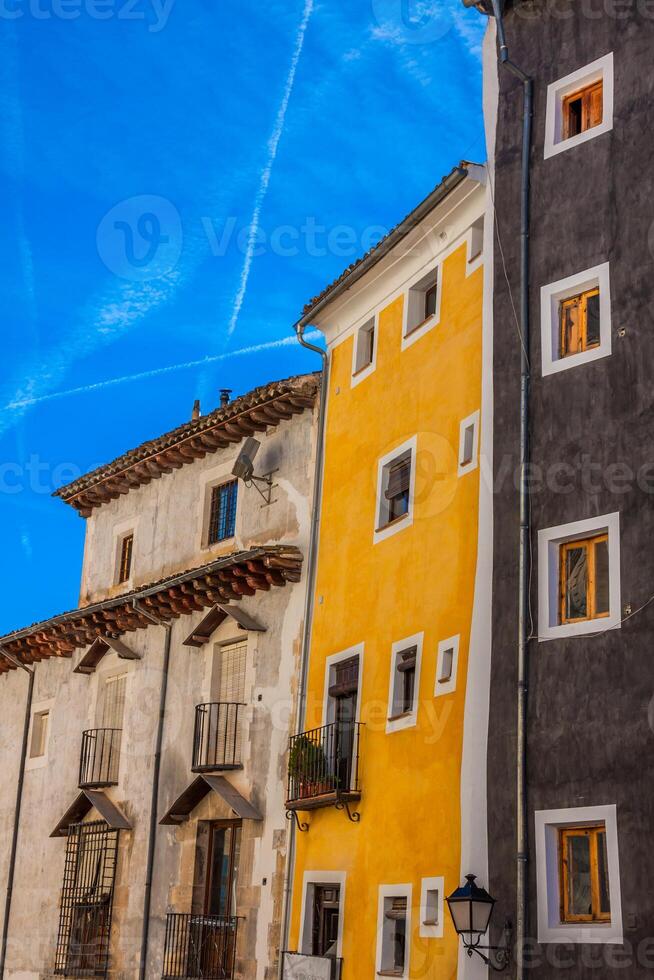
0;0;485;632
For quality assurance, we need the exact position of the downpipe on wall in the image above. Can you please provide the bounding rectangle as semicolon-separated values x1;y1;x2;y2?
277;324;329;977
0;649;35;980
488;2;533;976
133;602;173;980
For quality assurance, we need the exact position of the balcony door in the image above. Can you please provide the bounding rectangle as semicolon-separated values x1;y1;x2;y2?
312;885;340;958
188;821;241;979
327;656;359;793
211;641;247;766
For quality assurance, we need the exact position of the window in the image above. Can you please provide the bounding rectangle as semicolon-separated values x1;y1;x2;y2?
379;453;411;527
208;480;237;544
469;216;484;263
353;317;376;376
419;877;444;938
205;821;241;917
376;886;411;979
30;709;49;759
544;53;613;159
117;533;133;584
435;634;459;697
540;263;611;376
100;673;127;731
563;81;603;140
299;872;346;959
559;534;609;625
538;512;620;641
559;287;600;358
387;633;423;732
54;821;119;977
559;825;611;924
458;411;480;476
404;267;439;341
535;804;623;944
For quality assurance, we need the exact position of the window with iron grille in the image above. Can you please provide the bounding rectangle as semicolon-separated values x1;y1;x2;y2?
207;481;238;544
55;821;119;980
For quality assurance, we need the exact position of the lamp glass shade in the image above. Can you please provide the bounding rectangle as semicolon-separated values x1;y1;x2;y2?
446;875;495;937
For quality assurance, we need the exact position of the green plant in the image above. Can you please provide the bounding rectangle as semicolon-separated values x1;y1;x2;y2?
288;735;328;785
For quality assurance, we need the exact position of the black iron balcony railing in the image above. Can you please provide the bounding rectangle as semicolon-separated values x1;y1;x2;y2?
286;721;362;810
282;952;342;979
79;729;122;789
192;703;245;773
162;913;239;980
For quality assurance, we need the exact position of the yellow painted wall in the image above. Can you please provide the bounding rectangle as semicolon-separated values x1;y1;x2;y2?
289;238;483;977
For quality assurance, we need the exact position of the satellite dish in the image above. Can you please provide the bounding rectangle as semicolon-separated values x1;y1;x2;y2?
232;437;260;482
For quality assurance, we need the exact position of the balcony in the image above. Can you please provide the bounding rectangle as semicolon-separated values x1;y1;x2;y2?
162;913;239;980
282;952;342;979
286;722;362;812
192;703;245;773
79;728;122;789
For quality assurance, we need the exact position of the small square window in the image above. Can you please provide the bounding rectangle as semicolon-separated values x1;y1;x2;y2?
458;411;480;476
117;532;134;585
540;263;611;376
208;480;238;545
353;317;376;376
562;81;603;140
559;824;611;924
419;876;444;938
435;635;459;697
560;534;609;625
469;216;484;263
378;452;411;529
30;710;49;759
404;267;439;339
544;54;613;159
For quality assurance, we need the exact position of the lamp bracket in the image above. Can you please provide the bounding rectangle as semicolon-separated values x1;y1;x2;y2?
461;921;512;973
245;469;278;507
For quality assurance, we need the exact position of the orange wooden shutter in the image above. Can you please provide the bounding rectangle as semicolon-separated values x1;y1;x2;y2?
588;82;603;128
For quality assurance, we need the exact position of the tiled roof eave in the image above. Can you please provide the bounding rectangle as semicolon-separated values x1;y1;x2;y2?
0;546;303;673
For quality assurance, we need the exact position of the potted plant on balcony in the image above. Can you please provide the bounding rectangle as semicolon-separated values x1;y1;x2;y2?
288;735;332;799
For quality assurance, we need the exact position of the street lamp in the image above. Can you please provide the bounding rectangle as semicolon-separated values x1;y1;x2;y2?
446;875;512;972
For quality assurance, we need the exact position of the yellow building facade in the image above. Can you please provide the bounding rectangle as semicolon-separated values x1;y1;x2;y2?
285;165;492;979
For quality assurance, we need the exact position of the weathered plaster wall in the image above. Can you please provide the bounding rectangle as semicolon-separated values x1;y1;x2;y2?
488;3;654;974
0;401;317;980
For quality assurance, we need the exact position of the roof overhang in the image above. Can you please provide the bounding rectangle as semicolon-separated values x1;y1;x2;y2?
0;546;302;674
182;603;266;647
297;164;483;329
54;373;319;516
50;789;132;838
74;635;141;674
160;774;263;825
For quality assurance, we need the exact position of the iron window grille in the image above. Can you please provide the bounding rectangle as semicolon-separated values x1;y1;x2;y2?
162;913;240;980
208;482;238;545
55;821;119;980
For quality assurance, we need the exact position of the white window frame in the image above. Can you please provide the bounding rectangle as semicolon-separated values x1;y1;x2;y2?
322;644;364;726
544;53;614;159
374;436;417;545
25;698;54;772
386;632;423;734
375;883;412;979
419;876;444;939
351;312;378;387
458;410;480;477
299;870;347;957
540;263;611;376
538;512;621;641
434;634;460;697
401;262;441;350
535;804;623;944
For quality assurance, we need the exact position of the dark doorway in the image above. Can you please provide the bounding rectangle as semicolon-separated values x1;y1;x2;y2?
312;885;340;957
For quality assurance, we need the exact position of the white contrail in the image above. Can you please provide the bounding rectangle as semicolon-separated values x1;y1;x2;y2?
227;0;315;339
5;331;322;411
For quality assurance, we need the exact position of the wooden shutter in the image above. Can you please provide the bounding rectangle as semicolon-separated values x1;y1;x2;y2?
385;458;411;500
218;641;247;703
560;296;581;356
397;648;417;673
588;81;603;128
102;674;127;730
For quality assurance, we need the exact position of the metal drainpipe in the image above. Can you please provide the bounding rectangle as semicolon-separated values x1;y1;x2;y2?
0;649;35;980
133;602;173;980
487;2;533;975
278;325;329;977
